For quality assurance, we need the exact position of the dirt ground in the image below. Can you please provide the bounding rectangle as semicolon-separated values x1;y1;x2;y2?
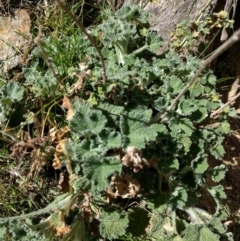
221;120;240;239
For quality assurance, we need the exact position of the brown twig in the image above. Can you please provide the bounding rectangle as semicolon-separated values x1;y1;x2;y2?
160;28;240;121
54;0;107;84
210;92;240;118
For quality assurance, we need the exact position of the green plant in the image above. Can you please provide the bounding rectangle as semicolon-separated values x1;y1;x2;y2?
170;10;234;57
0;4;238;241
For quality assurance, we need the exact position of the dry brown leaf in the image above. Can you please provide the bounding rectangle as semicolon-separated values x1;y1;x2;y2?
62;96;75;121
49;126;70;142
228;78;239;105
121;146;150;172
52;139;67;169
109;174;141;199
52;152;62;169
163;221;174;232
49;211;71;236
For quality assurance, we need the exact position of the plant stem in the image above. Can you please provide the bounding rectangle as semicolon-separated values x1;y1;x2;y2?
211;91;240;118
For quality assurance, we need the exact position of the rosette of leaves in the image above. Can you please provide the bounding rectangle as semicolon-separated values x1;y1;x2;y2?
59;5;235;240
1;5;235;241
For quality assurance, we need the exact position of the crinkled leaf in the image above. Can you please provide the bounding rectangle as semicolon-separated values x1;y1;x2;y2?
159;157;179;174
182;135;192;153
192;158;208;174
216;121;231;135
153;96;170;112
0;82;24;103
183;225;219;241
9;219;45;241
106;61;130;85
208;218;233;241
208;218;227;235
190;107;208;123
98;130;122;152
207;74;217;85
146;214;173;238
0;223;7;238
115;5;150;24
132;58;155;86
83;155;121;191
120;108;167;149
178;99;198;116
145;32;163;53
24;64;59;97
168;75;185;95
209;164;226;182
168;187;188;210
66;139;98;162
179;118;195;136
99;210;129;240
208;185;226;215
190;81;203;97
70;175;91;193
170;118;194;137
97;102;124;125
210;143;225;160
207;101;220;110
70;103;107;136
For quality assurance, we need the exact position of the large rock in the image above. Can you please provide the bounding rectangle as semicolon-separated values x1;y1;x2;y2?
0;9;32;72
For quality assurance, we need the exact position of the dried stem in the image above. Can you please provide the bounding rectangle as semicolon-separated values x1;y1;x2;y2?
160;28;240;121
210;91;240;118
54;0;107;84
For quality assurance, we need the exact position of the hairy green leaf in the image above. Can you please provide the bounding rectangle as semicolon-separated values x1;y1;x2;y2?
0;223;7;239
153;96;170;113
24;63;59;97
209;164;226;182
210;143;225;160
208;218;233;241
208;186;226;215
178;99;198;116
169;118;194;137
216;121;231;135
70;175;91;193
98;130;122;152
159;157;179;174
183;225;219;241
146;214;173;238
168;187;188;210
9;219;46;241
192;158;208;174
82;156;121;191
167;75;185;95
99;210;129;240
1;82;24;103
145;32;163;53
115;5;150;24
120;108;167;149
97;103;124;124
70;103;107;136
